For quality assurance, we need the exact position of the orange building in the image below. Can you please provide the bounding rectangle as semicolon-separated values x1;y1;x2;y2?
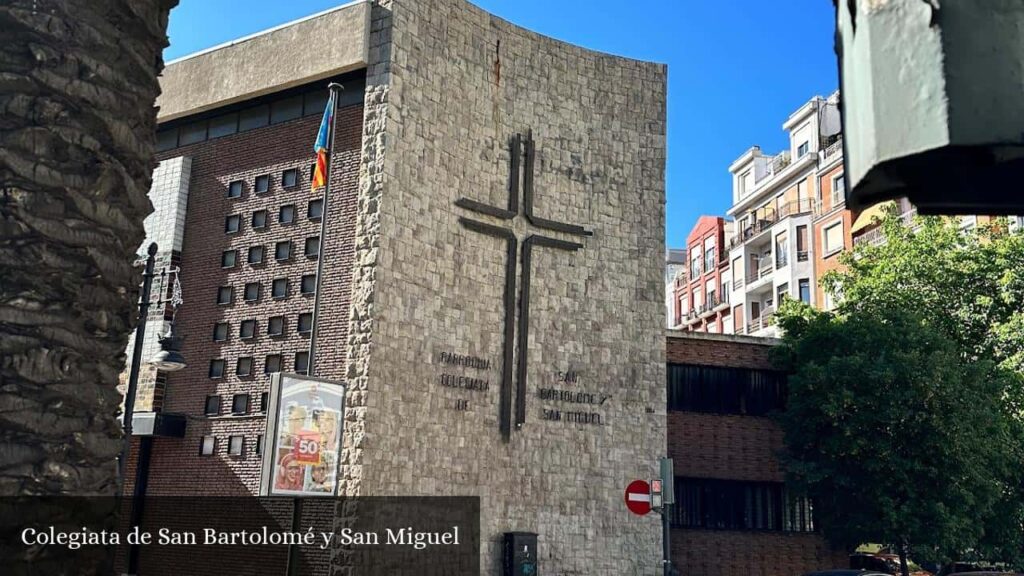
674;216;733;333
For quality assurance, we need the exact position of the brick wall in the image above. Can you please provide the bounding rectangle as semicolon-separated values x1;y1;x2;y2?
666;332;847;576
131;102;363;497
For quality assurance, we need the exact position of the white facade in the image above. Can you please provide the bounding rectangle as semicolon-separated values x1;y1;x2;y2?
665;248;687;328
726;94;841;337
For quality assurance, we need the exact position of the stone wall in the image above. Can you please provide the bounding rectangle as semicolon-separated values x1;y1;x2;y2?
345;0;668;572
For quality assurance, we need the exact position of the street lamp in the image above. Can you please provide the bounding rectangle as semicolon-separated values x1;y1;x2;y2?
149;267;186;372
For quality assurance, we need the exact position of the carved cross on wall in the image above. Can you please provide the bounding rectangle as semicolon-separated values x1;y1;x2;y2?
456;130;592;441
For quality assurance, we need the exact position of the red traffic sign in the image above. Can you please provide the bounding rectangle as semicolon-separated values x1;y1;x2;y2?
624;479;652;516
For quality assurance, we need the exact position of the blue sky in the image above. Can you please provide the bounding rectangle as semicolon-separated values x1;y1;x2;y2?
164;1;839;248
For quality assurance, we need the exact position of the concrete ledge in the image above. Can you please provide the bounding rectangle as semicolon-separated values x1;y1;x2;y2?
157;0;371;122
666;328;782;346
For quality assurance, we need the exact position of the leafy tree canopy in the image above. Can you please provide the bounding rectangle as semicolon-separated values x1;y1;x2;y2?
774;211;1024;569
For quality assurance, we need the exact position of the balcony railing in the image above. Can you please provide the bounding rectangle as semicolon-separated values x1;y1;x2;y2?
733;278;744;291
796;250;809;262
822;134;843;161
757;260;773;280
730;199;814;249
755;151;793;185
776;252;789;269
852;209;920;247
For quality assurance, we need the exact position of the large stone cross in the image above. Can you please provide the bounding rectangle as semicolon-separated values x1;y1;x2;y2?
456;130;592;441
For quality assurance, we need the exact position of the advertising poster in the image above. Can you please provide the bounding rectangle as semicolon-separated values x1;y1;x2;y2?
263;373;345;496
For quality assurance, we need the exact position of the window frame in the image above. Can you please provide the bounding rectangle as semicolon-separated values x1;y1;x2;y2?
227;435;245;457
239;319;257;340
271;278;288;299
308;199;324;221
199;436;216;456
224;215;242;234
236;356;253;377
297;313;313;335
282;168;299;188
204;395;221;416
212;322;229;342
822;219;845;257
275;240;292;262
279;204;296;225
227;180;244;199
248;245;265;265
254;174;271;194
216;286;233;306
231;393;250;416
221;249;238;268
267;316;286;337
252;209;269;230
244;282;260;302
208;359;226;379
304;236;320;258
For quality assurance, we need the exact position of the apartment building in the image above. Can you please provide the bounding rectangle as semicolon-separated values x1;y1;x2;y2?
666;248;688;327
674;216;734;333
726;93;847;335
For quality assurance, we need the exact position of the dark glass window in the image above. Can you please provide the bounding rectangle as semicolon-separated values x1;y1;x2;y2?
239;319;256;340
667;364;786;416
270;95;303;124
252;210;268;229
308;199;324;220
282;168;299;188
209;359;225;378
244;282;260;302
225;215;241;234
179;120;207;145
156;129;178;152
204;395;221;416
248;246;264;265
227;180;244;199
238;104;269;131
255;435;264;455
303;91;329;116
268;316;285;336
221;250;238;268
216;286;233;305
255;174;270;194
260;392;269;413
231;394;249;415
799;279;811;304
272;278;288;299
236;357;253;377
297;313;313;334
208;113;238;139
199;436;216;456
279;204;296;224
275;241;292;261
212;322;229;342
227;435;244;456
671;478;814;533
265;355;282;374
301;274;316;295
304;236;320;258
294;352;310;375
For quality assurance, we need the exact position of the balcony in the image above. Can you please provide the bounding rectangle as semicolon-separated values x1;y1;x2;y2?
755;151;792;185
851;209;919;248
747;308;776;335
822;134;843;163
730;199;815;249
775;252;789;269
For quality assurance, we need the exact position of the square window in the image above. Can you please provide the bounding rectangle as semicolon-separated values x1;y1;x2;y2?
212;322;229;342
268;316;285;336
305;236;320;258
199;436;216;456
248;246;265;265
824;221;845;255
260;392;269;413
797;141;810;158
236;357;253;377
308;199;324;220
272;278;288;299
209;359;225;378
255;174;270;194
294;352;310;375
239;319;257;339
225;215;241;234
297;313;313;334
204;395;221;416
244;282;260;302
282;168;299;188
309;163;317;182
238;104;269;131
279;204;296;225
255;434;264;455
231;393;249;415
227;180;243;199
221;250;238;268
252;210;268;229
265;355;282;374
301;274;316;295
275;241;292;261
227;435;244;456
216;286;233;305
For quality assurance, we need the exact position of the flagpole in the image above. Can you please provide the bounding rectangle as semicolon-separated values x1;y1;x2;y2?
308;82;342;378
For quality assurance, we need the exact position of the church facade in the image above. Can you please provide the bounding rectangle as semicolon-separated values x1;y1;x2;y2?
129;0;667;573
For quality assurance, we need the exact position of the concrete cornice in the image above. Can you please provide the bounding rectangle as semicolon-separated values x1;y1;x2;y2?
666;329;782;346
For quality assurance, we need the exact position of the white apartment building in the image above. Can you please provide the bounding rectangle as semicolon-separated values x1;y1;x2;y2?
665;248;687;328
726;94;843;336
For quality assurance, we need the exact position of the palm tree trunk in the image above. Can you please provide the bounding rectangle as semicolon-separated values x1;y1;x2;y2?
1;0;175;571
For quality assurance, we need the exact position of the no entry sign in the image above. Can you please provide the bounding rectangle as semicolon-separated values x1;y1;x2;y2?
624;479;651;516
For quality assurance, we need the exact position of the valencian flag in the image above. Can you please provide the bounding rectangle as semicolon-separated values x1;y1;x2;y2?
311;92;335;192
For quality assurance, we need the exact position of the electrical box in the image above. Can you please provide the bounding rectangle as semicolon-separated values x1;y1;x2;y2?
503;532;538;576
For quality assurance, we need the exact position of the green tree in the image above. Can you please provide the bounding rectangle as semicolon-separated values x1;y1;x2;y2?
775;212;1024;573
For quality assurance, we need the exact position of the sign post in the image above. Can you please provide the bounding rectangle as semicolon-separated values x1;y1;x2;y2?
657;457;675;576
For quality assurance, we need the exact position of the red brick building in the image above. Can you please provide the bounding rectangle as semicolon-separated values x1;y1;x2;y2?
666;330;847;576
674;216;733;333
